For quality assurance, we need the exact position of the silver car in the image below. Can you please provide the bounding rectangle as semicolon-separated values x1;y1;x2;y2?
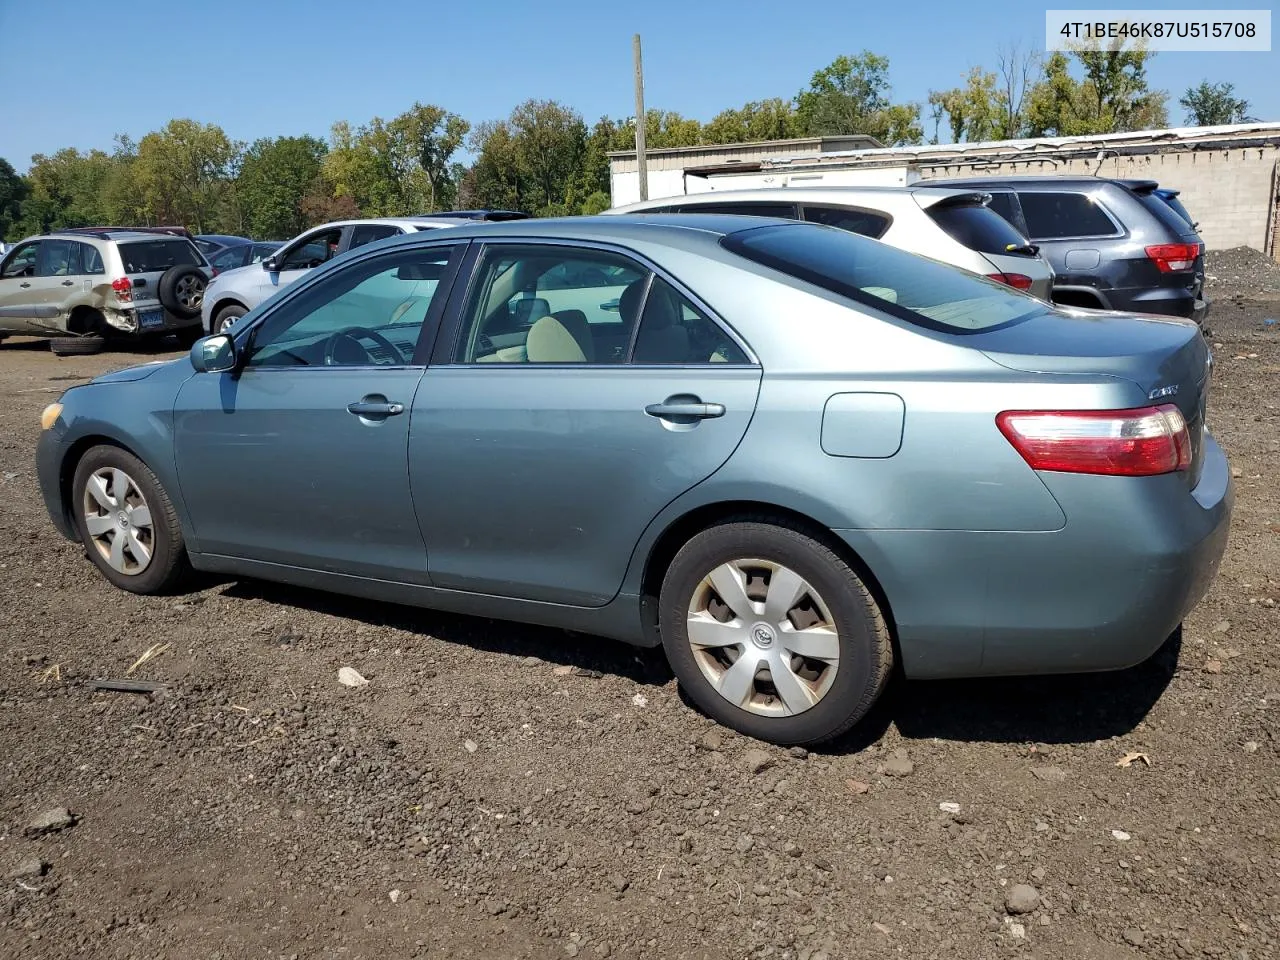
610;186;1056;299
200;216;478;334
36;215;1230;745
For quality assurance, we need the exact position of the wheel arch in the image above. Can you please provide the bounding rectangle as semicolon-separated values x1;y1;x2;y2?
638;499;899;653
56;434;146;534
66;305;105;336
208;295;250;326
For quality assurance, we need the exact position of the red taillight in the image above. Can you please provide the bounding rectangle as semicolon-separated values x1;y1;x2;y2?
996;404;1192;477
985;272;1034;290
111;276;132;302
1145;243;1198;273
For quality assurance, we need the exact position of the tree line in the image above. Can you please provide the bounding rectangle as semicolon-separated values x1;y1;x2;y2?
0;46;1254;243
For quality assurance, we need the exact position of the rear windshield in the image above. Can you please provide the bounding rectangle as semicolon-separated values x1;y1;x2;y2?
722;222;1045;334
1135;191;1199;238
1160;194;1195;227
928;201;1036;257
119;239;203;274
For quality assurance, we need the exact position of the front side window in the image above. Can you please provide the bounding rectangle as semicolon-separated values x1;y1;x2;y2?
633;277;749;364
348;224;401;251
1;241;40;279
280;228;343;270
247;246;457;368
723;222;1047;334
455;246;647;364
1018;191;1118;240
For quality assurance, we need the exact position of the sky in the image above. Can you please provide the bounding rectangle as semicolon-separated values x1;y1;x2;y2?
0;0;1275;171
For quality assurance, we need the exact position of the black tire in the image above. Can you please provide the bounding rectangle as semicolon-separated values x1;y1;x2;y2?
71;445;190;595
49;335;106;356
659;519;893;746
158;265;207;319
172;325;203;348
213;303;247;334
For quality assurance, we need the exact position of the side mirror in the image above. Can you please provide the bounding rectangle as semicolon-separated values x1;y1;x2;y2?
262;256;280;272
189;334;237;373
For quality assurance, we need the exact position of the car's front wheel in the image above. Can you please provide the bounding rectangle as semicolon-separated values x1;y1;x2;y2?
659;520;892;746
71;445;189;594
213;304;247;334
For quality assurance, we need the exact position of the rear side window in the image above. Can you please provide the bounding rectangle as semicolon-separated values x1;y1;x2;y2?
349;223;401;250
722;222;1045;334
928;202;1036;257
118;240;202;274
1018;192;1118;239
802;205;890;238
73;241;105;275
1160;194;1195;227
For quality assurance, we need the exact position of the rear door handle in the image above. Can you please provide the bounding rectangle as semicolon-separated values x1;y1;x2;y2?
347;398;405;418
19;282;31;288
61;279;74;286
644;400;725;420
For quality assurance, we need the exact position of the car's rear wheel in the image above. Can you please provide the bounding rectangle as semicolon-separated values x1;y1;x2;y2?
71;445;189;594
49;335;106;356
659;520;892;746
213;304;246;334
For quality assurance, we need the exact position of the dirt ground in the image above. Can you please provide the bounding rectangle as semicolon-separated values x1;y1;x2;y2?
1;292;1277;960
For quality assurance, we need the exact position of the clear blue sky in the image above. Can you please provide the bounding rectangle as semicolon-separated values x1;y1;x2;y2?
0;0;1274;171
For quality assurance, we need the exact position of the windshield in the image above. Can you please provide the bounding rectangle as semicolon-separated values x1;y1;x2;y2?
722;222;1047;333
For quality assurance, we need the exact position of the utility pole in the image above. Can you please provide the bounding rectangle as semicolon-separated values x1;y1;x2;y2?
633;33;648;201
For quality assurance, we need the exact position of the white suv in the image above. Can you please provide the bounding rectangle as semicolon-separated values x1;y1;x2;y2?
200;216;483;334
0;230;211;355
610;186;1055;299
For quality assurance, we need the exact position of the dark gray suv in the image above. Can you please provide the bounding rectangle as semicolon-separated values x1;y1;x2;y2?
924;176;1209;325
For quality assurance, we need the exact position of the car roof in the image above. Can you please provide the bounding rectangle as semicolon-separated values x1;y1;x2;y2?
44;230;195;243
611;185;989;213
924;174;1151;188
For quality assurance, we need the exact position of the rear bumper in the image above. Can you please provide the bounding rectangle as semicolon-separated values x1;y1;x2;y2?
836;433;1233;679
1114;284;1210;324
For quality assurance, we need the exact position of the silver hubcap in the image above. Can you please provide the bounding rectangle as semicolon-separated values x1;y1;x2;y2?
218;314;240;333
177;275;205;309
82;467;154;575
686;559;840;717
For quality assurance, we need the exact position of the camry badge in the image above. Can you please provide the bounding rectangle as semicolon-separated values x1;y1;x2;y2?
1148;384;1179;400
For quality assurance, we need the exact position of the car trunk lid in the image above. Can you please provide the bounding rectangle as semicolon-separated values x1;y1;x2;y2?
970;309;1212;484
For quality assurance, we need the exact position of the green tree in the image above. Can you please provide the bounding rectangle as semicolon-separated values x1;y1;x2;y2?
509;99;587;216
795;53;922;145
16;148;118;233
928;68;1003;143
132;119;241;232
1179;80;1251;126
237;135;327;239
703;98;801;144
387;103;470;212
0;158;30;240
463;120;524;212
1026;41;1168;136
575;117;621;214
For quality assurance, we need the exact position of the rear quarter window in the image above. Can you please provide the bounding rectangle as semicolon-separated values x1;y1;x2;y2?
802;205;890;238
927;202;1035;256
118;240;203;274
1018;191;1119;240
1136;192;1199;238
723;222;1045;334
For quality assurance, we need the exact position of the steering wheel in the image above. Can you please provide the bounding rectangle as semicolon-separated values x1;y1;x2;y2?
322;326;404;366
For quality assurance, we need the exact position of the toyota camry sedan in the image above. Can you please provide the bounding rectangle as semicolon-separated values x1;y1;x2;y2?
35;215;1232;745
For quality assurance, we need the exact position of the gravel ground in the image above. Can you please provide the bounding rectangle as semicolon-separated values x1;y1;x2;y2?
1;296;1278;960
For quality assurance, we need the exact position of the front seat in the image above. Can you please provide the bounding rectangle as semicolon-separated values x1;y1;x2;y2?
632;281;689;363
526;315;587;363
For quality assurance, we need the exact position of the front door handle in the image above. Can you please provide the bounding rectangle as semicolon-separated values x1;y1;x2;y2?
644;399;726;420
61;279;74;286
347;397;405;418
19;282;31;288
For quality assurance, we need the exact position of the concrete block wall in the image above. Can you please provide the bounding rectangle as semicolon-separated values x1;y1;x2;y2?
919;147;1280;254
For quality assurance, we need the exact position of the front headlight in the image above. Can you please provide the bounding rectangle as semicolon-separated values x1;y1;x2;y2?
40;403;63;430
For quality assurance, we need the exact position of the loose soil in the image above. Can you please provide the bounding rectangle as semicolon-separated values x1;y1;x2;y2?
1;297;1277;960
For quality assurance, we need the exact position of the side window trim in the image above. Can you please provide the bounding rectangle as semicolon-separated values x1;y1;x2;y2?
1017;190;1125;241
432;237;758;368
235;240;469;370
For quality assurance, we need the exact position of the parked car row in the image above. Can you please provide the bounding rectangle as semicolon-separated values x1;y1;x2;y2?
0;210;530;353
36;212;1231;745
612;174;1210;327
